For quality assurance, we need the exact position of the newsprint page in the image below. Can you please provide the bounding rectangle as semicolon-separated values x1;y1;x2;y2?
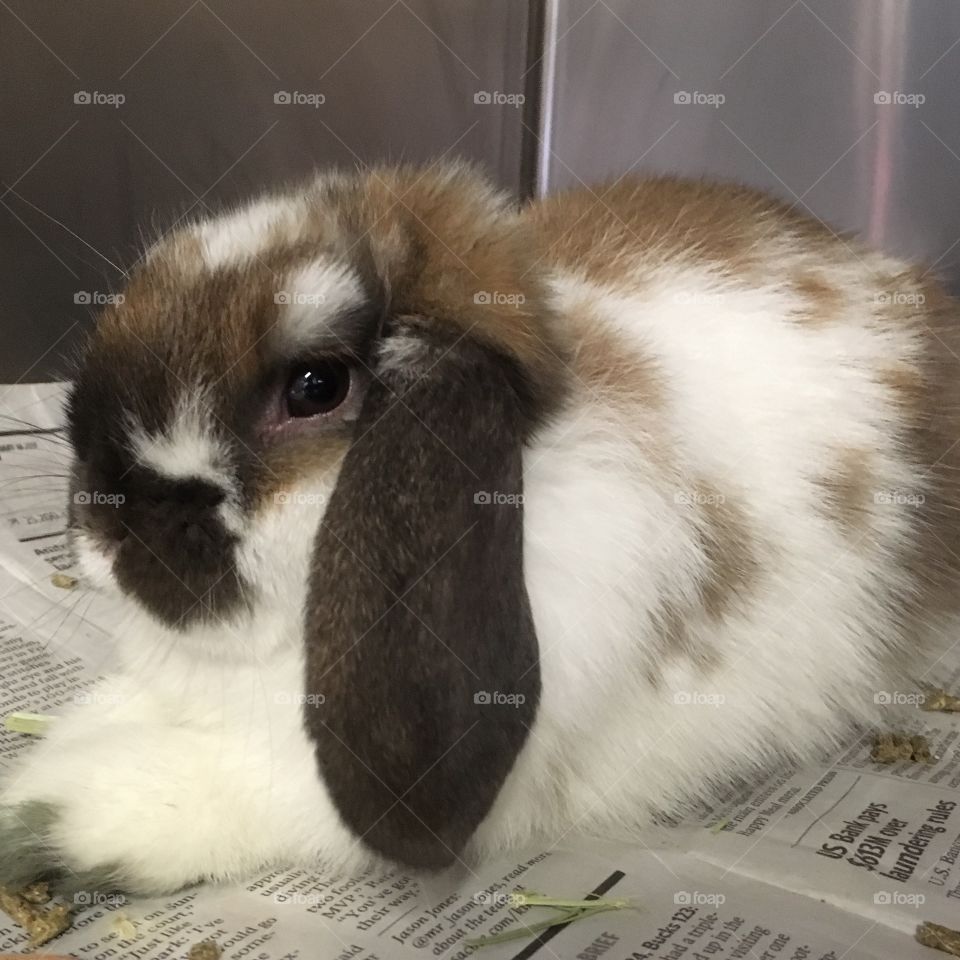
0;383;958;960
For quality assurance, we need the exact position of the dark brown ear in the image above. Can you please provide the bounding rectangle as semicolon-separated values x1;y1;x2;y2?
303;318;541;869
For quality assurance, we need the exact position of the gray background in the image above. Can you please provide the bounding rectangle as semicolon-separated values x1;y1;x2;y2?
4;0;960;381
0;0;531;381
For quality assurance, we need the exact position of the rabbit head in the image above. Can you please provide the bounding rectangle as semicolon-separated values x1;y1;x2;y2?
66;163;568;867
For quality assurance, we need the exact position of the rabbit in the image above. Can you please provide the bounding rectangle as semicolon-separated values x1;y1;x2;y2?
1;161;958;898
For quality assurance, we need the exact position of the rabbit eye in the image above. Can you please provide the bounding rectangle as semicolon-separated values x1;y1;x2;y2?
285;360;351;418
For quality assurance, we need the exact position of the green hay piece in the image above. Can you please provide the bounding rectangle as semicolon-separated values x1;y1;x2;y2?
466;891;631;949
513;890;629;911
4;712;57;736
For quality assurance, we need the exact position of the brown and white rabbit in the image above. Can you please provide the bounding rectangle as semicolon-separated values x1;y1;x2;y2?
2;162;958;895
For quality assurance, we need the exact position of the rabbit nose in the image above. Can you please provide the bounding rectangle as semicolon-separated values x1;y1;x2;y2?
112;474;231;548
159;479;225;508
188;485;224;510
109;471;244;628
182;518;216;545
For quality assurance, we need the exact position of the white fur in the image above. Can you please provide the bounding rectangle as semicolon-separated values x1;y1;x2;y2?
194;196;306;270
474;262;926;853
3;184;946;893
72;530;116;592
5;475;365;893
2;651;366;891
277;260;365;351
375;332;432;372
127;394;230;488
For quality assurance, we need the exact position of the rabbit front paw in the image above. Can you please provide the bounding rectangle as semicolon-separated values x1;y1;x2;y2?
0;724;282;896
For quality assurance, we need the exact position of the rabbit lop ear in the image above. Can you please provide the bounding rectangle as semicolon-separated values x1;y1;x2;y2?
303;316;542;868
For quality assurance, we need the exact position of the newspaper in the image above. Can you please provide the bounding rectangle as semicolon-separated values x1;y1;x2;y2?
0;382;957;960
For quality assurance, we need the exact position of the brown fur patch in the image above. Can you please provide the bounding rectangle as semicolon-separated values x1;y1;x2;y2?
523;175;839;289
877;364;927;422
648;483;758;682
648;601;723;682
93;247;321;402
313;165;570;422
570;318;665;412
790;273;845;325
695;485;760;623
254;432;351;509
814;449;872;535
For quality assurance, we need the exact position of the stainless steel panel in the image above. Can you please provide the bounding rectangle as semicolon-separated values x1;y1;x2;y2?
539;0;960;287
